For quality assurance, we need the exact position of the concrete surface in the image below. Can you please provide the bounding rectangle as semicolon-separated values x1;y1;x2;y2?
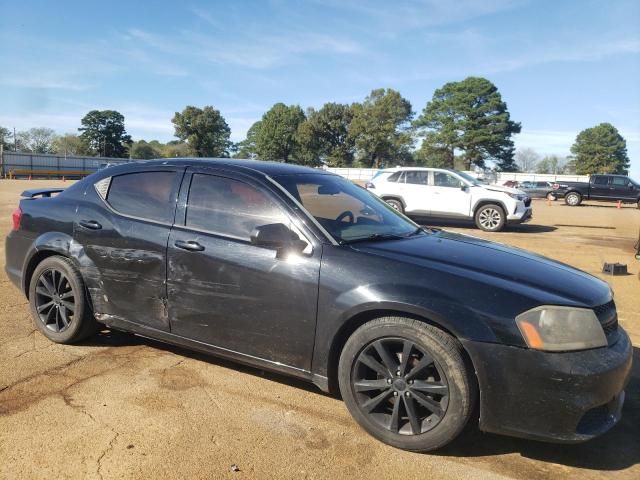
0;179;638;479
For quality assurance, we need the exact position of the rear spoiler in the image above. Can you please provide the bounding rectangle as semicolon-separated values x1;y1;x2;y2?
20;188;65;198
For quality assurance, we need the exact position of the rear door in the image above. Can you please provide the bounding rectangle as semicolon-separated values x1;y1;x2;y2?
402;170;430;213
166;168;321;370
74;167;183;331
589;175;610;199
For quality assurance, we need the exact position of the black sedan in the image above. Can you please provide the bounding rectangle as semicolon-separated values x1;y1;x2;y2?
5;159;632;452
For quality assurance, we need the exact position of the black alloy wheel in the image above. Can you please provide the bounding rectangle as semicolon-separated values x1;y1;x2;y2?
35;268;76;333
352;337;449;435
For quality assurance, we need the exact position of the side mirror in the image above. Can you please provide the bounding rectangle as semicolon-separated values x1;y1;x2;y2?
250;223;307;252
460;184;468;191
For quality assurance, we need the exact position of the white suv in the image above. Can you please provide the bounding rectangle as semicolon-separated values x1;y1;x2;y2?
366;168;532;232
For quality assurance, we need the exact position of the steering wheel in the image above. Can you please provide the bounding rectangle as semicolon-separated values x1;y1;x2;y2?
335;210;355;224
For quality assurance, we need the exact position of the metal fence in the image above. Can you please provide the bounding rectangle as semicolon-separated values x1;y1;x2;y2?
0;150;135;179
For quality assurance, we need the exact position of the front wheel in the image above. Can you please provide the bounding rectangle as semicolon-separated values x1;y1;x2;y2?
565;192;582;206
474;204;505;232
338;317;476;452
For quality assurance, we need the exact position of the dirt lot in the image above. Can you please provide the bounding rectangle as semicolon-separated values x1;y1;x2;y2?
1;179;639;480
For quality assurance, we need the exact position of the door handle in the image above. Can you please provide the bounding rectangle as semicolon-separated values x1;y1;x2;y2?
174;240;205;252
78;220;102;230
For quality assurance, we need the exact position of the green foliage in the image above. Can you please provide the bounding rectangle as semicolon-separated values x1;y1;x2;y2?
415;77;521;171
255;103;306;162
349;88;413;168
52;133;87;156
130;140;162;159
570;123;630;174
78;110;132;158
536;155;565;174
15;127;57;154
413;144;451;168
297;103;355;166
0;126;12;151
233;121;261;159
172;106;231;157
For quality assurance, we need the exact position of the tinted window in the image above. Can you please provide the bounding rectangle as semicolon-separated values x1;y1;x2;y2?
186;174;289;240
433;172;462;188
107;171;177;223
405;171;428;185
387;171;402;183
593;176;609;185
611;177;629;186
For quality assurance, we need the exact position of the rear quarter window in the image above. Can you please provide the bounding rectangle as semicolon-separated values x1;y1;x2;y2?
106;171;178;223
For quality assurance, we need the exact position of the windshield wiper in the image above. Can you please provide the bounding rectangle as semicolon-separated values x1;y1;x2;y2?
341;233;409;245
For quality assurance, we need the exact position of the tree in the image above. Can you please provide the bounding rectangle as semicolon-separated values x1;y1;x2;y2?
52;134;87;156
0;126;12;151
515;147;540;172
233;121;261;159
413;143;452;168
348;88;413;168
297;103;355;166
78;110;132;158
130;140;161;159
15;127;57;153
255;103;306;162
414;76;521;171
570;123;630;174
172;106;231;157
536;155;565;174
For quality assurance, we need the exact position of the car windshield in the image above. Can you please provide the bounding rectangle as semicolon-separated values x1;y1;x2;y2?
273;173;422;244
454;171;481;186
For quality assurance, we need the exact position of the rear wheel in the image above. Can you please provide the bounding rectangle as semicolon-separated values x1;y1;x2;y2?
384;198;404;214
565;192;582;206
29;256;98;344
338;317;476;452
474;204;505;232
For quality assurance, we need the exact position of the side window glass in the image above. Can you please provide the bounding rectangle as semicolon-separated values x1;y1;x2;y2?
186;174;289;240
106;171;177;223
593;176;608;185
387;172;401;182
405;171;428;185
611;177;627;186
433;172;462;188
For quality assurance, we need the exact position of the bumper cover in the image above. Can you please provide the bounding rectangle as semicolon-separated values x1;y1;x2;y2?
507;205;533;223
461;327;632;443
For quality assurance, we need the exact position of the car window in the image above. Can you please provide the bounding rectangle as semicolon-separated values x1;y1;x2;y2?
433;172;462;188
274;173;418;243
386;171;402;182
611;177;628;186
593;176;609;185
185;174;289;240
405;171;428;185
106;171;177;223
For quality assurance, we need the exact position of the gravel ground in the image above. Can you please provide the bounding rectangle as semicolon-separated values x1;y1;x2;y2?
1;179;638;480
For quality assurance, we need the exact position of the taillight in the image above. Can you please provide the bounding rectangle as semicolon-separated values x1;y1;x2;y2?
11;207;22;231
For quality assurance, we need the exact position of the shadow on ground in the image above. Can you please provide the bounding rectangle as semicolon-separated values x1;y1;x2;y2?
415;218;557;233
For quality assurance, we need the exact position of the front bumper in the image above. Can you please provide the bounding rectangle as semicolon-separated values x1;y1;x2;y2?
507;204;533;223
461;327;632;443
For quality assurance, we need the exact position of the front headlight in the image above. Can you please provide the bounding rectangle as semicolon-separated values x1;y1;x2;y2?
515;306;607;351
507;193;526;201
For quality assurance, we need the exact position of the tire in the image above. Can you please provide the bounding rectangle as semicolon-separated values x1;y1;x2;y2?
338;317;476;452
564;192;582;206
546;192;557;201
474;204;505;232
384;198;404;214
28;255;98;344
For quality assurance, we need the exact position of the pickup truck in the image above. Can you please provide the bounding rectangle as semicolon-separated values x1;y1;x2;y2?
556;174;640;208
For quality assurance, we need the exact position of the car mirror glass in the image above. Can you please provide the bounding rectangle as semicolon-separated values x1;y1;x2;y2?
250;223;307;253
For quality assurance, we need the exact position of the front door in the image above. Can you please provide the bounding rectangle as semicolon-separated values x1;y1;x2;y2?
166;169;321;371
610;176;636;200
74;168;183;331
429;171;472;217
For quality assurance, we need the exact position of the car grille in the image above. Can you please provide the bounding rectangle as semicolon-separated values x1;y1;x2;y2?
524;197;531;207
593;300;618;336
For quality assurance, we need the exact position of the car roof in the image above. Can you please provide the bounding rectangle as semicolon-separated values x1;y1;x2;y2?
113;158;330;177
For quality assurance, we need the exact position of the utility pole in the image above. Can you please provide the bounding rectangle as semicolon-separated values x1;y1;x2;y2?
13;127;17;152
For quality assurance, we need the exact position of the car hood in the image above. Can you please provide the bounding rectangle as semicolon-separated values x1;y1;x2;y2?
478;184;525;195
353;230;611;307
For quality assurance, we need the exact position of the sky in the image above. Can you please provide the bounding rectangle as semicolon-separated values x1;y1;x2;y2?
1;0;639;176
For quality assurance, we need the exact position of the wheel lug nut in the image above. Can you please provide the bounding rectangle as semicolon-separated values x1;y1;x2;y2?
405;392;410;397
396;371;401;376
386;379;392;384
393;391;398;397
